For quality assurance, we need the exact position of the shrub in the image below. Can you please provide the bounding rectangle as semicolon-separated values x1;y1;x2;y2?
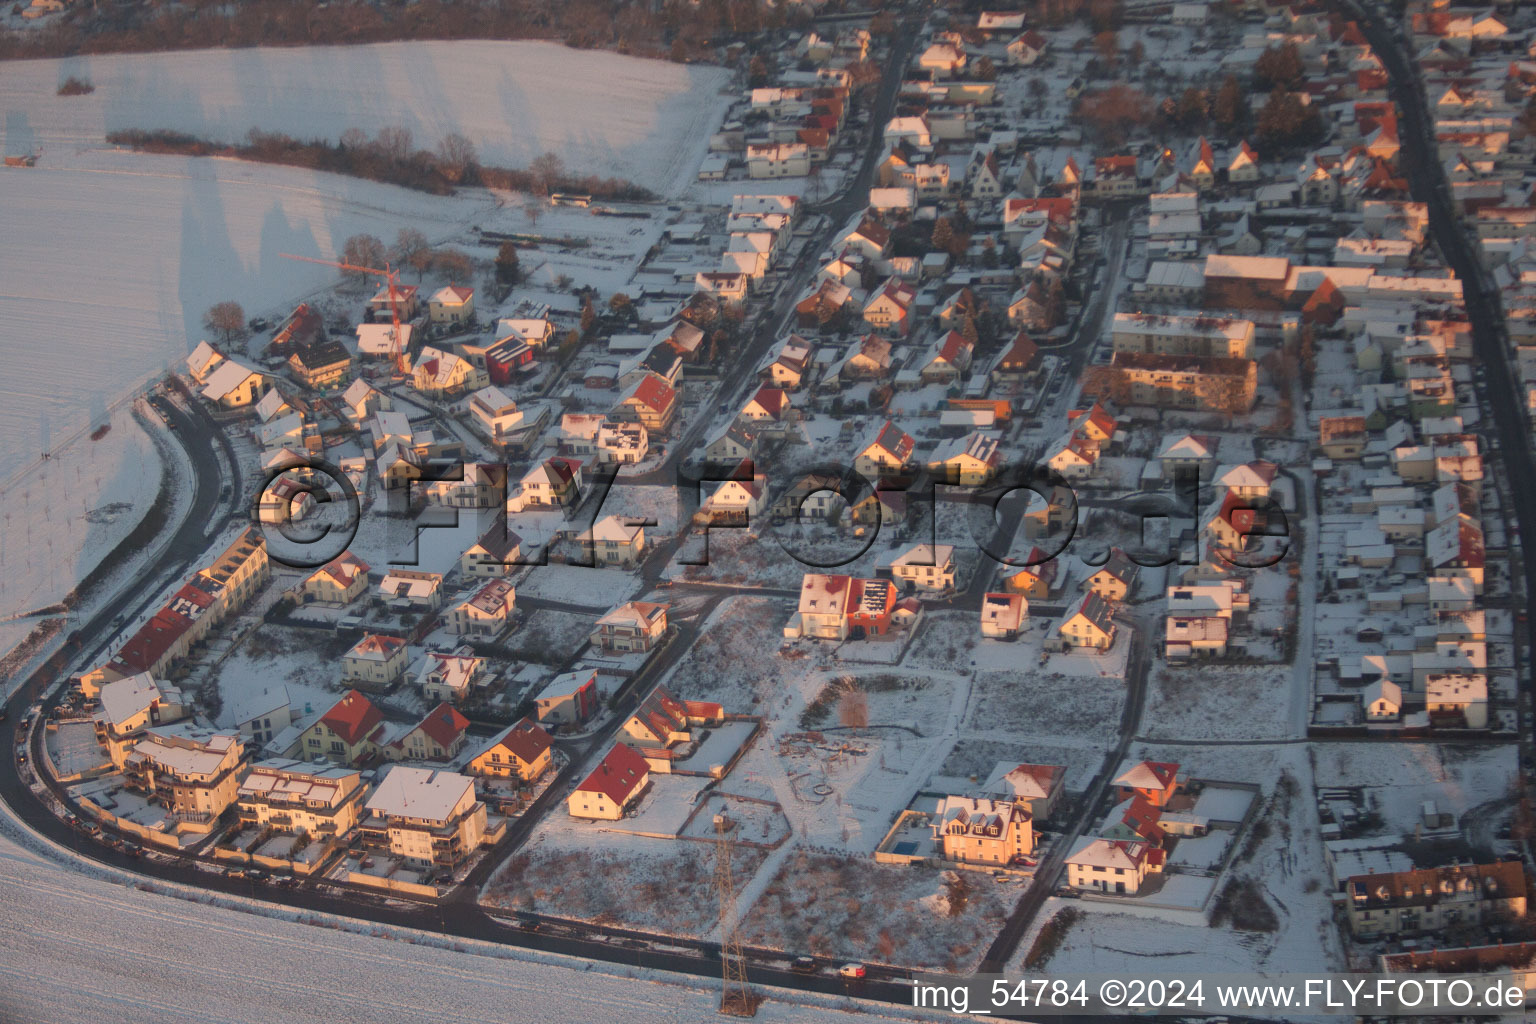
57;76;94;96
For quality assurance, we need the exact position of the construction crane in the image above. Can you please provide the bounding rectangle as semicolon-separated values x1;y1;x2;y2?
280;252;411;375
714;811;758;1017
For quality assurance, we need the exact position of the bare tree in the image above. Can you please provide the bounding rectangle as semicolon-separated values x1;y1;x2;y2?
375;125;414;163
436;132;479;185
529;151;565;196
522;198;544;227
340;234;386;287
392;227;430;270
432;247;473;282
203;301;247;344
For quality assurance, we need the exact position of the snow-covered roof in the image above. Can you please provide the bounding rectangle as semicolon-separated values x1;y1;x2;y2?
365;765;473;822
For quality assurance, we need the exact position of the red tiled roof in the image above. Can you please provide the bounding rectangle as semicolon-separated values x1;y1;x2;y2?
496;717;554;766
577;743;649;805
322;690;384;747
415;702;470;749
626;373;677;414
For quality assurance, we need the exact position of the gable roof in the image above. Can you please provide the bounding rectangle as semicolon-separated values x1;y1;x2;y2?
320;690;384;746
413;702;470;749
477;717;553;766
576;742;649;804
1114;760;1179;792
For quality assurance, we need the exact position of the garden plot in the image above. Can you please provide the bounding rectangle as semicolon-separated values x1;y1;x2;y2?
206;623;361;723
1309;742;1517;838
1140;662;1293;742
964;666;1125;742
659;596;804;710
903;611;979;673
481;831;766;939
739;850;1024;972
495;608;594;666
935;739;1105;798
514;566;640;609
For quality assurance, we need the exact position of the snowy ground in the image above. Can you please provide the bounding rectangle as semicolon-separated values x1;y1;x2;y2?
740;851;1025;972
0;147;488;487
0;824;931;1023
0;41;732;196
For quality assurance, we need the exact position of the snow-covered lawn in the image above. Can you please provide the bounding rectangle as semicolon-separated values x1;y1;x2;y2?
482;832;767;939
740;851;1024;972
1140;662;1293;742
0;41;731;196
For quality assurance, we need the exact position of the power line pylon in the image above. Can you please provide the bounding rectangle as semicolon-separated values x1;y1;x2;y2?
714;813;758;1017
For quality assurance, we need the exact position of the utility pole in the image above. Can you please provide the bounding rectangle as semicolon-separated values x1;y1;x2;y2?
714;813;757;1017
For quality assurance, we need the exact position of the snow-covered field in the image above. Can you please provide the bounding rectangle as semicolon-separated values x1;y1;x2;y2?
0;826;910;1024
0;41;732;196
0;149;487;488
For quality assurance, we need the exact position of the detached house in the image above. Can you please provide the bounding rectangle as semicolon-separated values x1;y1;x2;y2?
427;285;475;326
568;742;650;820
417;652;485;703
980;592;1028;639
447;578;516;637
299;552;370;606
468;717;554;782
298;690;387;765
929;431;1002;486
341;635;409;688
514;457;583;510
1066;838;1166;894
919;330;975;384
387;703;471;763
1085;549;1140;602
933;796;1035;866
460;520;522;578
891;543;957;593
533;669;600;726
862;278;916;336
591;516;646;568
1059;592;1116;650
615;373;680;435
591;601;669;653
853;420;917;481
985;762;1066;819
1114;760;1180;807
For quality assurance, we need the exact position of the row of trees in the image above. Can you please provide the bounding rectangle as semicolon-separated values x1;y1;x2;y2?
106;126;652;201
0;0;816;63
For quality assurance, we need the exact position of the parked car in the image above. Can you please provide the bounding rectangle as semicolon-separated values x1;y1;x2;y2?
838;963;867;979
1055;885;1081;899
82;822;101;838
789;956;818;974
121;842;143;858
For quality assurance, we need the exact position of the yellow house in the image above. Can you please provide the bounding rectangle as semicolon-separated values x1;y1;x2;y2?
929;431;1002;487
1060;592;1116;650
591;516;646;568
567;743;650;820
299;551;370;606
428;284;475;325
296;690;386;765
1065;838;1165;894
1085;549;1140;602
341;634;410;688
933;796;1035;866
468;718;554;782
